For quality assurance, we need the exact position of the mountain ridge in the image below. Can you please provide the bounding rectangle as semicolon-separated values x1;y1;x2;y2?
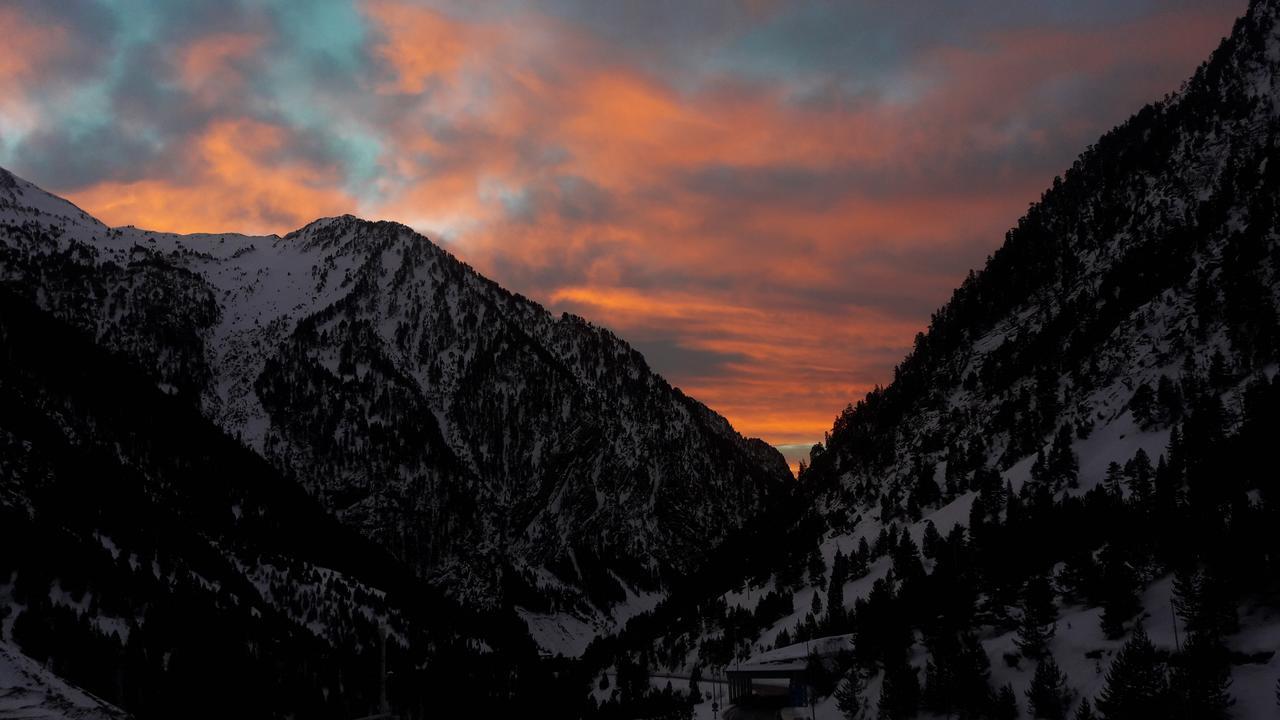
584;3;1280;718
0;166;792;653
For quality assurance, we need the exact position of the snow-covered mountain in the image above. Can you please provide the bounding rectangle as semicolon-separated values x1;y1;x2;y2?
0;641;128;719
0;279;553;718
591;2;1280;718
804;0;1280;524
8;0;1280;716
0;165;790;650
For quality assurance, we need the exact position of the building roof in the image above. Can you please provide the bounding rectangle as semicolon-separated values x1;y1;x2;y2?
725;658;807;679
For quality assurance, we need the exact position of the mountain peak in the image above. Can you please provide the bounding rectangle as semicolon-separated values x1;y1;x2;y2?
0;165;107;232
0;168;790;655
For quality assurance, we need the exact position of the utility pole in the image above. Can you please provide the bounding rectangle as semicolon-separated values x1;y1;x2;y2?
380;626;390;717
1170;598;1181;653
711;665;720;719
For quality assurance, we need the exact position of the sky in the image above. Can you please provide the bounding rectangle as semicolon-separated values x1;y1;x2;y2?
0;0;1244;470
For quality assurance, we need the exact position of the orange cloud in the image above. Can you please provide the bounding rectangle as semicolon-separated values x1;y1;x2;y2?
547;284;920;445
0;6;70;135
177;32;264;105
362;0;483;94
68;119;355;234
35;0;1239;460
0;7;67;88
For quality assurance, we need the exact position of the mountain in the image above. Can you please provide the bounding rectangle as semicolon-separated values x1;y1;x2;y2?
0;167;791;654
804;0;1280;527
0;281;566;719
7;0;1280;716
0;640;128;719
586;1;1280;717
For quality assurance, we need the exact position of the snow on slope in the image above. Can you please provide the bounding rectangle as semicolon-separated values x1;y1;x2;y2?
0;642;127;720
0;166;790;654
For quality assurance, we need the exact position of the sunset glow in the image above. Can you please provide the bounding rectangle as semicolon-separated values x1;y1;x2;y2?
0;0;1241;468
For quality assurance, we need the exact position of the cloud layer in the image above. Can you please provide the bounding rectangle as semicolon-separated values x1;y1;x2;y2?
0;0;1243;468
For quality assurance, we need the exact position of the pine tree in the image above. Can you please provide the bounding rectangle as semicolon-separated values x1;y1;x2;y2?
877;658;920;720
1031;448;1049;484
1129;382;1156;427
836;671;868;720
891;532;926;589
874;527;891;558
994;683;1019;720
1026;656;1072;720
1016;575;1058;659
909;460;942;514
1098;545;1140;639
776;627;791;648
1096;626;1167;720
1074;697;1097;720
1173;564;1238;640
808;546;828;586
1048;424;1079;488
1124;449;1155;507
1103;462;1125;498
854;537;872;576
921;521;943;560
807;650;836;697
829;549;848;625
952;632;994;718
922;656;952;715
1172;565;1201;632
1168;633;1233;720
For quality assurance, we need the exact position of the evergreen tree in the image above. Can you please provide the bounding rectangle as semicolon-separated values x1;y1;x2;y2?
921;630;991;718
1124;449;1155;507
874;527;891;558
835;671;868;720
808;546;828;587
828;550;848;626
1168;633;1233;720
1096;626;1167;720
776;627;791;648
909;460;942;515
1208;350;1232;388
921;521;943;560
1016;575;1058;659
1103;462;1125;498
1153;455;1177;512
1172;565;1202;632
1005;481;1024;525
948;632;993;719
1098;545;1140;639
1073;698;1097;720
1030;447;1049;485
892;532;926;589
877;658;920;720
807;650;837;697
1172;564;1237;640
1026;656;1072;720
854;538;872;577
1129;382;1156;427
1047;424;1079;488
1156;375;1183;425
994;684;1019;720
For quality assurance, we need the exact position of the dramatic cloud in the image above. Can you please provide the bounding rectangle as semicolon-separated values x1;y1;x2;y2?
0;0;1243;469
